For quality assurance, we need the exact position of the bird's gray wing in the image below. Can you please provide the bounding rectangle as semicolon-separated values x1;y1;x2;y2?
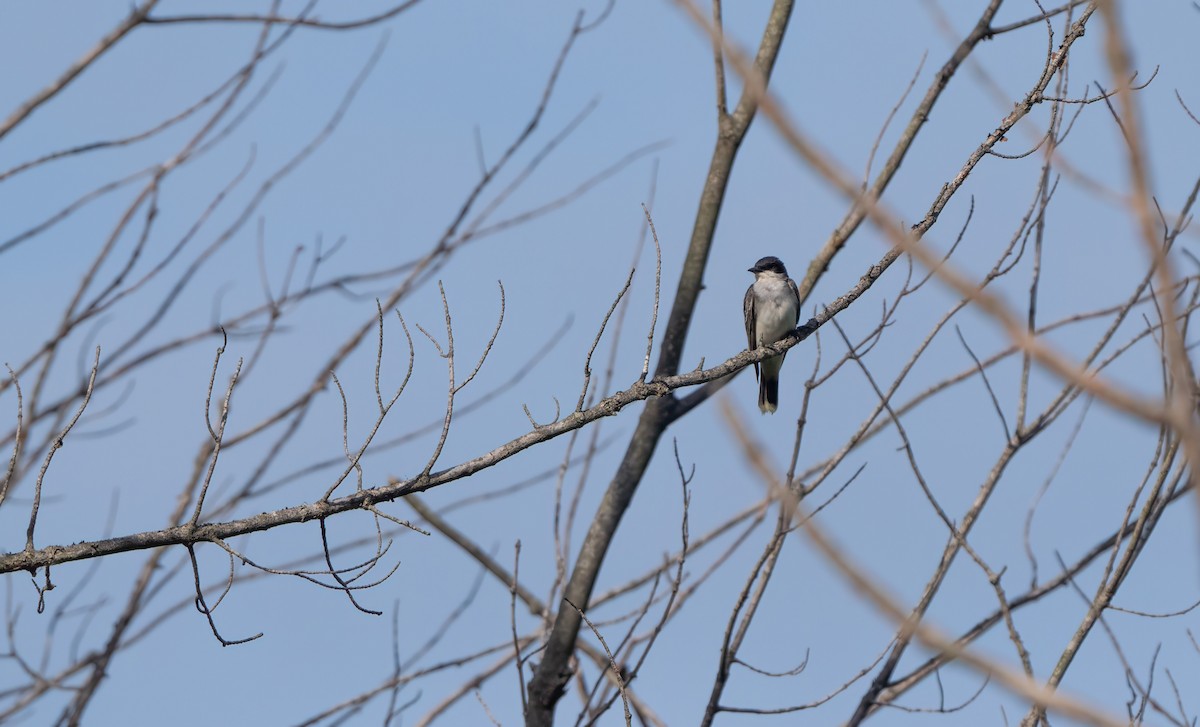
775;277;802;365
743;283;759;380
788;277;801;325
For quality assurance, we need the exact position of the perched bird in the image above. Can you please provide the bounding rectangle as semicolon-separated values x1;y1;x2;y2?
743;256;800;414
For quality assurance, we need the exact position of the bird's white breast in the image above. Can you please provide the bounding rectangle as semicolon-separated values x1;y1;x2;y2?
754;275;798;344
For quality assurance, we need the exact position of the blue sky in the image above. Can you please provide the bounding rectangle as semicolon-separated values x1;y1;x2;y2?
2;1;1199;725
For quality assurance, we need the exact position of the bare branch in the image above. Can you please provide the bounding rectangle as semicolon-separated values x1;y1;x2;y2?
26;348;100;554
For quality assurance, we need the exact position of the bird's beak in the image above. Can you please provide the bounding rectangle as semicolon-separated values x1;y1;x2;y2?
747;266;758;273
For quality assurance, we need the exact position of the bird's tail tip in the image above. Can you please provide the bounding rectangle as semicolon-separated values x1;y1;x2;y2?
758;377;779;414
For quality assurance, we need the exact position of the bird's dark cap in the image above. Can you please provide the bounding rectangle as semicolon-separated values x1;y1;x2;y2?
748;256;788;275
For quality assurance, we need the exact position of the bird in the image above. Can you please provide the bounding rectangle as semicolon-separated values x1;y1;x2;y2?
744;256;800;414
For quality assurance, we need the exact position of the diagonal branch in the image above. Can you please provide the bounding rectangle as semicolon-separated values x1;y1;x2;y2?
523;3;796;723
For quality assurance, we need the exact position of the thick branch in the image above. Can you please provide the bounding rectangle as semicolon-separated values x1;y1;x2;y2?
524;2;796;723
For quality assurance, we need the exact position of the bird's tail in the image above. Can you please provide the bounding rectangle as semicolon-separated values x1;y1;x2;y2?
758;374;779;414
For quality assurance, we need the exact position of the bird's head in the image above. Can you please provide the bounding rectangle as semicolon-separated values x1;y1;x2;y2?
748;256;789;278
